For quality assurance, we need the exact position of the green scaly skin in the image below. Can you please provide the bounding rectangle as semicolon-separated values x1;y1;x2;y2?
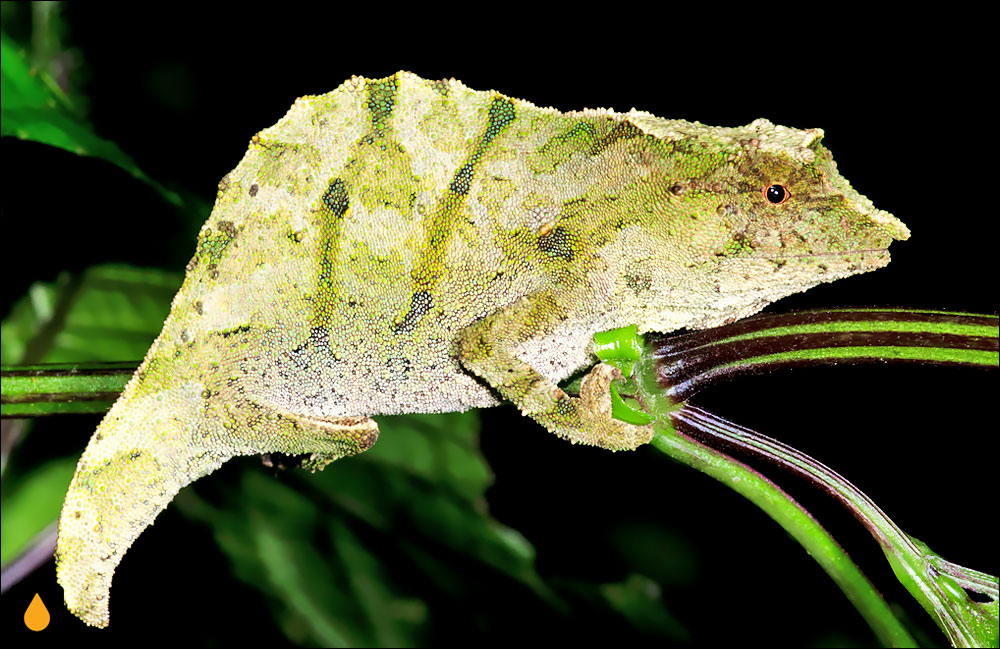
56;72;908;627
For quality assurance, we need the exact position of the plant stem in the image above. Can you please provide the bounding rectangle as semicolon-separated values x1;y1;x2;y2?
596;309;998;647
1;362;136;417
650;421;917;647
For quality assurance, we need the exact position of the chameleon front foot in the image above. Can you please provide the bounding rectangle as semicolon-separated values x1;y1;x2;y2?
512;361;652;451
459;298;653;451
573;362;654;451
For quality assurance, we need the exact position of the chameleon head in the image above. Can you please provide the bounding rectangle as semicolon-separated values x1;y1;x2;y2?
723;118;910;266
627;114;910;327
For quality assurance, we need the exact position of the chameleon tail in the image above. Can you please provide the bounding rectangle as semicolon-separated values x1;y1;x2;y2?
56;363;380;627
56;377;233;628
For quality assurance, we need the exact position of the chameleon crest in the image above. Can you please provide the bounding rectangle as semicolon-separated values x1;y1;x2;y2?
57;71;908;626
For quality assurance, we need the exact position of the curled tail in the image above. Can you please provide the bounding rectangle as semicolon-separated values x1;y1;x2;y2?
56;379;231;627
57;369;378;627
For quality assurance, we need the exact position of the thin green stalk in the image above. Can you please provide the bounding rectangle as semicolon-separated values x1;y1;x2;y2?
647;310;997;402
671;405;998;648
597;309;998;647
649;422;917;647
1;362;135;417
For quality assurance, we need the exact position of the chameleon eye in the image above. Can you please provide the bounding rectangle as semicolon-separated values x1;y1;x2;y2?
763;184;791;205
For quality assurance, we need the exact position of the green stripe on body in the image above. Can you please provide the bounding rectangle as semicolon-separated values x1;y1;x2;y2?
312;75;402;330
312;178;350;329
410;97;517;294
366;75;398;136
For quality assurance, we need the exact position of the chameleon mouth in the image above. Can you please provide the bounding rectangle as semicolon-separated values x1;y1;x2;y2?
736;249;893;284
753;248;891;269
774;248;890;261
805;249;890;272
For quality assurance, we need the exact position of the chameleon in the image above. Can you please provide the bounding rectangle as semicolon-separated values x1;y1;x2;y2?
55;71;909;627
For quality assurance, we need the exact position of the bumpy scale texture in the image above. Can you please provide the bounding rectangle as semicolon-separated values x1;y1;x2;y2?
57;72;909;627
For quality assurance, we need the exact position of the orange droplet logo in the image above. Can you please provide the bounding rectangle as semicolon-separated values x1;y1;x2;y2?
24;593;50;631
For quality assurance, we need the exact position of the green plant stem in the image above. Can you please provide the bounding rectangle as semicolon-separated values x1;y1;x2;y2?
1;362;135;417
648;309;997;402
649;420;917;647
671;406;998;648
595;309;998;647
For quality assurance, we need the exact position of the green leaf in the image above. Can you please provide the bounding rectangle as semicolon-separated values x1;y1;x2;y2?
174;411;557;646
0;32;182;206
0;456;76;565
176;468;429;646
599;574;689;641
360;412;492;504
1;264;181;365
305;413;547;592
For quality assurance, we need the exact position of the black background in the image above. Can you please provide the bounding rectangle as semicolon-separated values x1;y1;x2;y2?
3;5;996;646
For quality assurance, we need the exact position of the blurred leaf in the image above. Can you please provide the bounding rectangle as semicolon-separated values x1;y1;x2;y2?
610;521;699;588
1;31;182;206
305;413;547;593
175;411;558;646
599;574;689;641
360;413;492;504
0;455;76;565
328;518;428;647
1;264;180;364
177;467;428;646
28;2;79;107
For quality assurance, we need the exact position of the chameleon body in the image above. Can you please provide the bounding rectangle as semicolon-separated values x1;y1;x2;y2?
56;72;909;626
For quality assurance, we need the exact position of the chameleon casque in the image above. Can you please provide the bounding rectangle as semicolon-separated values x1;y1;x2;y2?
56;71;909;626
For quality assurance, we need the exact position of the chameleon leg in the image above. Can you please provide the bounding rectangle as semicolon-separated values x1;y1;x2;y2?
458;295;652;451
246;410;379;471
56;377;378;627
